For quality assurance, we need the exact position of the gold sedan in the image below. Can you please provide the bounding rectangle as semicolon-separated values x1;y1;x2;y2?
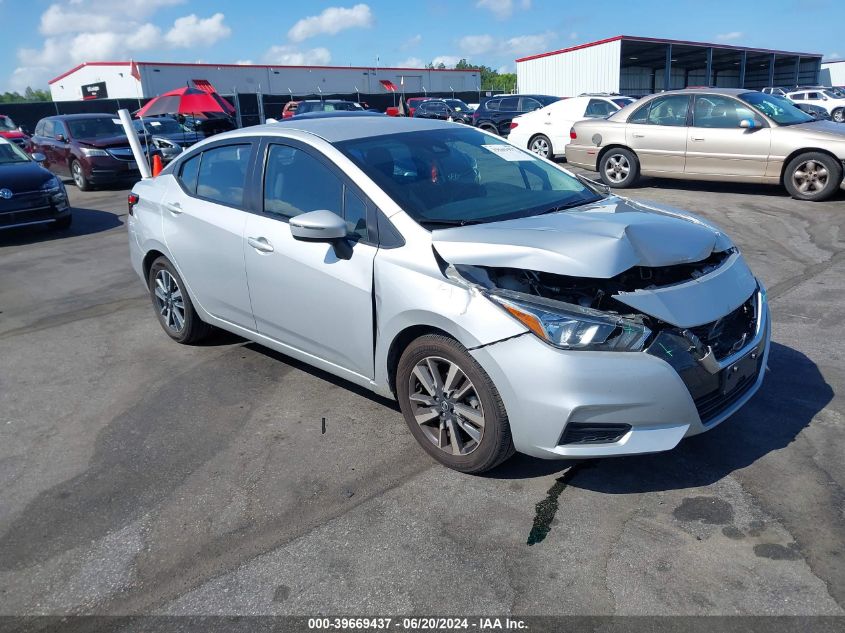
565;88;845;201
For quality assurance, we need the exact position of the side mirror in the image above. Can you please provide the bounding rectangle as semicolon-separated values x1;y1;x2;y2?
739;119;756;129
55;134;67;143
32;152;47;164
289;210;347;241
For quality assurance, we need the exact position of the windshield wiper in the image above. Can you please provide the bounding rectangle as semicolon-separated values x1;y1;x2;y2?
537;199;598;216
419;218;480;229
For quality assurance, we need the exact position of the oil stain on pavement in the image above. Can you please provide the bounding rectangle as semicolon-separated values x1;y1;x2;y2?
527;461;592;546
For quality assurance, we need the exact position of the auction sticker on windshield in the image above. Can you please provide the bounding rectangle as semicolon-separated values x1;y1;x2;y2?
481;144;535;161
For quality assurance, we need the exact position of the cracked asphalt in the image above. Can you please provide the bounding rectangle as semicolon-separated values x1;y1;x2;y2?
0;174;843;617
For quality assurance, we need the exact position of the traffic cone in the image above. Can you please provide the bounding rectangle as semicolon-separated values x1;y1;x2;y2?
152;154;163;177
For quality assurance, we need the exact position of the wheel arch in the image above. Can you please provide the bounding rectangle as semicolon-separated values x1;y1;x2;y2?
779;147;843;185
596;143;636;172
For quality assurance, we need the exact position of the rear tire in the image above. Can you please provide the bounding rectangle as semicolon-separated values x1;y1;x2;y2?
599;147;640;188
479;124;499;135
783;152;842;202
148;256;213;344
70;160;92;191
396;334;515;474
528;134;554;159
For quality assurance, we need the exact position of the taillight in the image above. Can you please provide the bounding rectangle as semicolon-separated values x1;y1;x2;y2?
569;127;577;140
509;121;519;129
128;193;139;215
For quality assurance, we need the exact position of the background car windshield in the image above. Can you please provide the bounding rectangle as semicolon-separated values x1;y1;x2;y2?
613;98;635;107
335;127;600;228
0;142;31;164
823;90;842;99
445;99;471;112
0;116;16;131
740;92;813;125
67;117;124;139
139;119;183;134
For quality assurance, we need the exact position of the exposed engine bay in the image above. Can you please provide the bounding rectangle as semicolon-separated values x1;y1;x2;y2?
450;247;734;318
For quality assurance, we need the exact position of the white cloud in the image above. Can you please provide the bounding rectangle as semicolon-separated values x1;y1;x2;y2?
288;4;373;43
10;1;231;91
396;57;424;68
164;13;230;48
236;60;254;65
715;31;743;42
263;45;332;66
496;64;514;75
475;0;531;20
459;35;495;55
402;34;422;50
826;52;842;60
431;55;462;68
458;32;552;58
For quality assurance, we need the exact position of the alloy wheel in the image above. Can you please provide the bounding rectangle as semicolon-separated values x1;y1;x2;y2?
530;137;550;156
407;356;485;456
833;109;845;123
72;162;84;188
791;160;829;194
603;154;630;184
153;269;186;333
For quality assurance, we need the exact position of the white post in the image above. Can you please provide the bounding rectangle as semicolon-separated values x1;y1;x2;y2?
117;109;151;179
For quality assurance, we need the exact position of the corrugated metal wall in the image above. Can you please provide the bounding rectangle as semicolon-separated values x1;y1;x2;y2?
516;40;621;96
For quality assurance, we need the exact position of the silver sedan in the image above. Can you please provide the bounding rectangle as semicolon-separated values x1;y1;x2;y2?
128;115;770;473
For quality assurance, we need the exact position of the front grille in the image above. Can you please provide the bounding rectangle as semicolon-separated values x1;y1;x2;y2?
686;296;757;360
0;207;57;227
0;190;51;213
694;370;759;422
559;423;631;445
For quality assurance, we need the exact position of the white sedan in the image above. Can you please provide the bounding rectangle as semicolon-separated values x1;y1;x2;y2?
508;94;635;159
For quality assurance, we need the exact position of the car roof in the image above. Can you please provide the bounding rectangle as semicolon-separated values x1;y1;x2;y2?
215;115;465;143
46;113;119;120
651;88;757;97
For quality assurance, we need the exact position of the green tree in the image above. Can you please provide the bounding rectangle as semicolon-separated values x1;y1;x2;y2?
0;87;52;103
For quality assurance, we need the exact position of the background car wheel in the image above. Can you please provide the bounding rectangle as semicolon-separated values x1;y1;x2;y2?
70;160;91;191
479;124;499;135
528;134;553;159
52;215;72;230
148;256;213;344
783;152;842;202
396;334;515;474
599;148;640;188
832;108;845;123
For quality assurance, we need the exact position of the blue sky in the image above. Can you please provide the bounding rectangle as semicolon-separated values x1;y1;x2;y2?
1;0;841;92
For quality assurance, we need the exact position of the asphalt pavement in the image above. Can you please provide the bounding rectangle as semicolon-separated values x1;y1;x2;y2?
0;174;843;618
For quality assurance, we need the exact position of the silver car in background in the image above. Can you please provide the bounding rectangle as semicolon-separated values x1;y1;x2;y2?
129;115;770;473
566;88;845;201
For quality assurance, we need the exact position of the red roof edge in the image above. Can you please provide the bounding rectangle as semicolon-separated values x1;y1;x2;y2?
49;61;130;85
515;35;822;63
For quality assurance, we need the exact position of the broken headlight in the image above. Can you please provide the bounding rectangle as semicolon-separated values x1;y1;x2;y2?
487;290;650;352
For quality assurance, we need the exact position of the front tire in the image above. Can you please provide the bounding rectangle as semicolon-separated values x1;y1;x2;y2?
148;256;213;344
396;334;515;473
529;134;554;159
832;108;845;123
599;147;640;188
783;152;842;201
70;160;92;191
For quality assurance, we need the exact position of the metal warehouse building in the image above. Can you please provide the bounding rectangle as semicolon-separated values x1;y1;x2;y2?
48;61;481;101
516;35;822;97
820;60;845;86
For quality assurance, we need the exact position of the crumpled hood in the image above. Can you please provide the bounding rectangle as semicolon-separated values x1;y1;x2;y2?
431;196;731;279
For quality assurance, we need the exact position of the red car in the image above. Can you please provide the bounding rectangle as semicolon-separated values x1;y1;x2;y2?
386;96;431;117
0;115;32;152
281;101;299;119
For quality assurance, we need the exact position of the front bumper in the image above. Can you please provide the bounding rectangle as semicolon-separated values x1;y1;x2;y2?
470;288;770;460
0;192;71;230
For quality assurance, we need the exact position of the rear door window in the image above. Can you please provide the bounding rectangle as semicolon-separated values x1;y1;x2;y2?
645;95;690;126
195;144;251;207
520;97;543;112
499;97;519;111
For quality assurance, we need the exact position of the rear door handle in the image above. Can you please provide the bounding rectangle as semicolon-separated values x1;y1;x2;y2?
690;137;705;142
247;236;274;253
632;133;645;138
164;201;182;214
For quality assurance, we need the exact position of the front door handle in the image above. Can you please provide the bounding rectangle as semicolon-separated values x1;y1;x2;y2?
164;201;182;214
690;137;705;142
247;236;274;253
632;133;645;138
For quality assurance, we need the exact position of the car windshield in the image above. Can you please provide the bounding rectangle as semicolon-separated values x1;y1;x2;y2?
739;92;814;126
335;127;602;229
137;118;184;135
0;141;30;164
445;99;471;112
823;90;841;99
0;116;16;131
67;116;124;139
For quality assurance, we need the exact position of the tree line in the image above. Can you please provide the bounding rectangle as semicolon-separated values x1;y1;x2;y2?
0;87;52;103
426;59;517;93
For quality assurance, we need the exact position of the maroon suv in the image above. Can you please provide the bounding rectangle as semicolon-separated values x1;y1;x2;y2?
30;113;157;190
